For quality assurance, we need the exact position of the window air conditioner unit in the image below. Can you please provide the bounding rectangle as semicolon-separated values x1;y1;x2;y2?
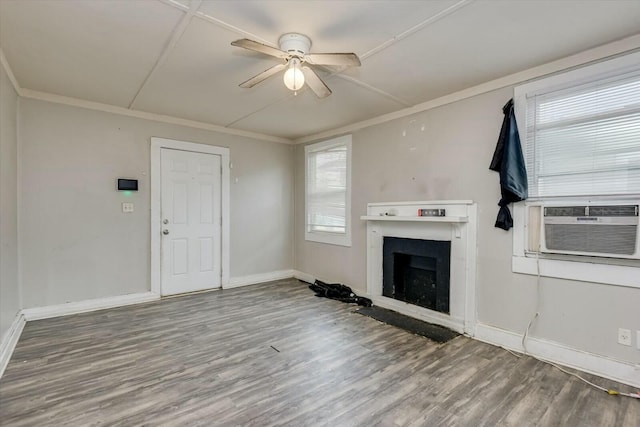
530;204;640;259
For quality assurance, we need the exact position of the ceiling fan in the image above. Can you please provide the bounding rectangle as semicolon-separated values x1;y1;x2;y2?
231;33;361;98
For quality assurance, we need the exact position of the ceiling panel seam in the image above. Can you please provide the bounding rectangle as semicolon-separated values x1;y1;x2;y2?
222;68;410;130
0;49;22;95
333;74;412;107
128;0;202;109
194;10;274;46
309;63;412;106
180;0;470;113
223;92;294;129
158;0;189;12
360;0;474;61
294;35;640;145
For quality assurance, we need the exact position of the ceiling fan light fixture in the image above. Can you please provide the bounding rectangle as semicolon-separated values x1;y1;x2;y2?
283;58;305;91
231;33;359;98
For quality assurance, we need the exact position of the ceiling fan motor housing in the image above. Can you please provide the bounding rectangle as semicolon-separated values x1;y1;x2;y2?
279;33;311;57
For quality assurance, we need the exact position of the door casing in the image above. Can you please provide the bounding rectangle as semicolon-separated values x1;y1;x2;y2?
151;137;230;295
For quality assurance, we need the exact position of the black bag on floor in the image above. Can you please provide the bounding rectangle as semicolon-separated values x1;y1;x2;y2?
309;279;372;307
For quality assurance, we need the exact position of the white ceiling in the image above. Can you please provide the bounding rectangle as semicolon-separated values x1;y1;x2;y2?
1;0;639;141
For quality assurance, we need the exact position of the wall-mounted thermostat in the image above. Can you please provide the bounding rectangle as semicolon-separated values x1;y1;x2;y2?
117;179;138;191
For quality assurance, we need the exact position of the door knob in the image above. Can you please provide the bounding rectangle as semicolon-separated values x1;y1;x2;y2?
163;219;169;224
162;229;169;235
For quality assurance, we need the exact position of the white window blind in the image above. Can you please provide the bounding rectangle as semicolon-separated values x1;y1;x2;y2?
524;69;640;199
306;141;348;235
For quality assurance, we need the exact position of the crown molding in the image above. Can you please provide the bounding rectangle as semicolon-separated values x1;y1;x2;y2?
295;33;640;144
18;88;292;144
3;46;290;144
7;30;640;147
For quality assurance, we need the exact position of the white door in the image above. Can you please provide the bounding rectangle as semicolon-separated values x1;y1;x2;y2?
161;148;221;296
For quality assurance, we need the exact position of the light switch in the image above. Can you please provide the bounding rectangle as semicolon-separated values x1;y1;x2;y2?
122;202;134;213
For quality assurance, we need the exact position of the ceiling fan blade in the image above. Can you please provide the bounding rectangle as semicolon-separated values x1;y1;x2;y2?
304;53;361;67
239;63;286;88
231;39;289;59
301;66;332;98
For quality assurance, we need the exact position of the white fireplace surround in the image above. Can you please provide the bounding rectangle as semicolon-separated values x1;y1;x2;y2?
362;201;478;334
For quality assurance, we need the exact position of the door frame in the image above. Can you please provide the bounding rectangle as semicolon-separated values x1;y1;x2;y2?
150;137;230;296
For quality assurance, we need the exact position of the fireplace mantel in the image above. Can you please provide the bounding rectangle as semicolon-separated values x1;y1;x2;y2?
362;200;477;335
360;215;468;223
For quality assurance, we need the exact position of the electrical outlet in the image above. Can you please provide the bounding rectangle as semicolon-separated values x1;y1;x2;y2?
618;328;631;346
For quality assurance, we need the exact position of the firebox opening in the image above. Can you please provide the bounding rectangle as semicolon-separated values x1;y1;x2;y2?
383;237;450;314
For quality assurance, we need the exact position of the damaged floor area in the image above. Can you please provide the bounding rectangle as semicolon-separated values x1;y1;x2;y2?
0;279;638;426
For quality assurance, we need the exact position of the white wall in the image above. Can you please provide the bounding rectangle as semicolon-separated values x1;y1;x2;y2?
0;63;20;338
294;87;640;365
19;98;293;308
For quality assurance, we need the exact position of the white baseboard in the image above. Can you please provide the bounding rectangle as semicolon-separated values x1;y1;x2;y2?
0;311;26;378
292;270;315;284
475;323;640;389
21;292;160;321
226;269;295;289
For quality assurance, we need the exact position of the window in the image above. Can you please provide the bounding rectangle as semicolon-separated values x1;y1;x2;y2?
305;135;352;246
511;52;640;288
518;62;640;200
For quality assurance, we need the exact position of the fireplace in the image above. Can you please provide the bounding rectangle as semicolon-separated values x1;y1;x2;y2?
361;201;477;334
383;237;451;313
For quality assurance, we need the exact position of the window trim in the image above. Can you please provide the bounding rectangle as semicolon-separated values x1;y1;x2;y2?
511;52;640;289
304;135;352;247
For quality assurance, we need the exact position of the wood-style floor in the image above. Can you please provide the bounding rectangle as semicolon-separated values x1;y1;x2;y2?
0;279;638;426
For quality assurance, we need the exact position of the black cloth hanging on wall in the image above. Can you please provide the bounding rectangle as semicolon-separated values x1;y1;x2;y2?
489;99;528;230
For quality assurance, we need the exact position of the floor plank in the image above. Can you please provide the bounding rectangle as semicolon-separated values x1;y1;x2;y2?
0;279;637;426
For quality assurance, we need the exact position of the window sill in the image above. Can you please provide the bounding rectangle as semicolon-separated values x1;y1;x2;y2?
305;231;351;247
512;255;640;289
